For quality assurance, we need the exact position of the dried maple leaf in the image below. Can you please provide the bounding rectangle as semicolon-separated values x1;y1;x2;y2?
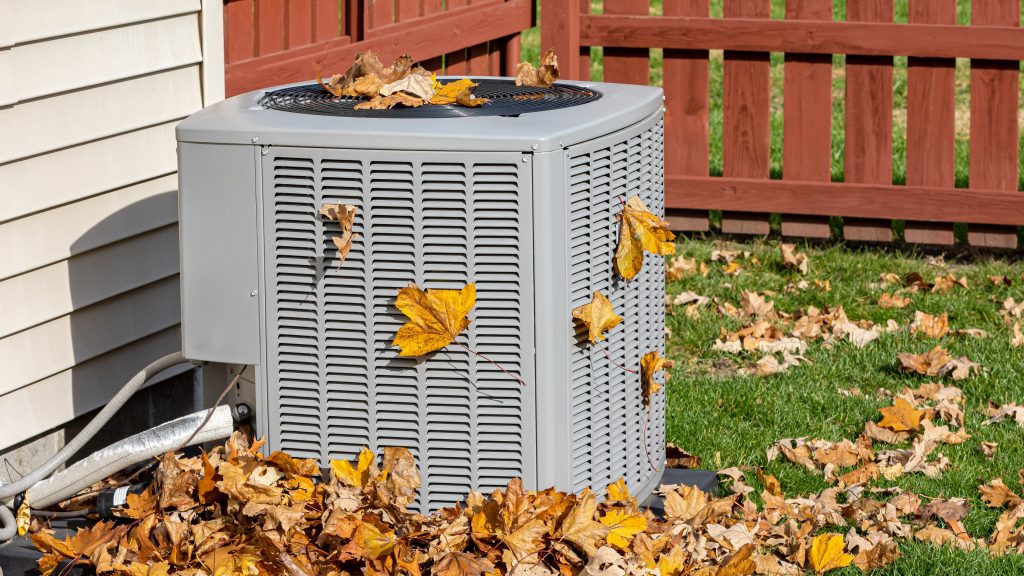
354;92;424;110
984;402;1024;426
392;282;475;356
931;274;968;294
780;244;808;274
897;345;952;376
430;78;490;107
599;510;646;549
640;350;674;402
515;48;559;87
878;292;911;308
979;478;1024;509
380;73;434;100
717;543;756;576
910;311;949;339
1013;323;1024;348
665;443;701;468
331;446;376;488
981;441;999;460
877;398;925;432
434;551;494;576
572;291;622;342
614;195;676;280
662;484;710;521
213;553;262;576
558;489;609;556
320;203;358;264
808;533;853;573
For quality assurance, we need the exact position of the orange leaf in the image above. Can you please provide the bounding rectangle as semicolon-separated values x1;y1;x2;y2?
392;283;475;356
877;398;925;432
572;291;622;343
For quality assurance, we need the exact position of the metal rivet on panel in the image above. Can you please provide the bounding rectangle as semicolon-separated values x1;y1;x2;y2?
251;136;259;143
250;289;258;296
531;144;538;150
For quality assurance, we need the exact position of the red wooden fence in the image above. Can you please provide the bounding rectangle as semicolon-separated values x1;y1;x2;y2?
543;0;1024;247
224;0;531;96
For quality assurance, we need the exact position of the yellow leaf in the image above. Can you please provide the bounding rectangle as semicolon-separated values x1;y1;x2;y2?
392;283;475;356
808;534;853;573
605;477;634;506
430;79;488;107
353;521;397;559
640;350;675;403
614;195;676;280
16;498;30;536
213;554;261;576
331;446;375;488
599;510;647;549
877;398;925;432
657;546;687;576
558;489;609;556
572;291;622;342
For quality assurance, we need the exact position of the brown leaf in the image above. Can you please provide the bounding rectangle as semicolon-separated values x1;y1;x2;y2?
320;203;358;264
434;551;494;576
984;402;1024;426
354;92;424;110
515;48;559;87
910;311;949;339
897;346;952;377
640;350;674;403
981;441;999;460
979;478;1024;509
878;293;911;309
779;244;808;274
665;443;701;468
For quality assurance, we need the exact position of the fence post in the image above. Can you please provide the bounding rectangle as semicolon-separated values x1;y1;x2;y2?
721;0;771;236
904;0;956;245
781;0;834;239
540;0;582;79
968;0;1020;249
843;0;894;243
663;0;711;233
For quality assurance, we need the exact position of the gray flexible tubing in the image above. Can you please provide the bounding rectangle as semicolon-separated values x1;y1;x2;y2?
28;405;233;509
0;351;187;542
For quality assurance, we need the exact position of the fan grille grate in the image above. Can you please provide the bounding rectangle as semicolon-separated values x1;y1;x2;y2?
257;79;601;118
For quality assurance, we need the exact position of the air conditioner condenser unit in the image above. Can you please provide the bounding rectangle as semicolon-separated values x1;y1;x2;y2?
176;78;668;512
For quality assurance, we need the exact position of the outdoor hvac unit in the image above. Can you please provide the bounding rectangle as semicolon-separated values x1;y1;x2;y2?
176;78;667;511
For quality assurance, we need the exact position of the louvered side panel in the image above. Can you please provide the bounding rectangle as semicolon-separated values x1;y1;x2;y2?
263;148;534;513
566;114;667;496
268;157;322;459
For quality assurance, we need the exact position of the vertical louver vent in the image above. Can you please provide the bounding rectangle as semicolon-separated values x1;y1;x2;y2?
566;120;666;495
264;149;535;512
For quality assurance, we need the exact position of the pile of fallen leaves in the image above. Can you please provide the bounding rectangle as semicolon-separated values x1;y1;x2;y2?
315;48;560;110
33;431;1024;576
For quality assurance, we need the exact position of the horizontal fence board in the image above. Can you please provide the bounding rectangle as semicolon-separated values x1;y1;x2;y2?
10;14;202;103
0;66;201;164
0;327;182;448
0;123;179;224
0;276;181;396
0;225;179;339
8;0;199;45
226;0;531;94
667;176;1024;226
0;174;179;281
579;15;1024;60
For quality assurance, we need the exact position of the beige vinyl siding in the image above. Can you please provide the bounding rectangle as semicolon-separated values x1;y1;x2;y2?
0;0;224;448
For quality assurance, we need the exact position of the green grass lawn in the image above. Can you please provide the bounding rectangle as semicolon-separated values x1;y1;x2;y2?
519;0;1024;190
664;237;1024;574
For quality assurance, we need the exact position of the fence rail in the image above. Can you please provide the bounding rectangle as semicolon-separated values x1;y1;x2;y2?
224;0;529;96
543;0;1023;248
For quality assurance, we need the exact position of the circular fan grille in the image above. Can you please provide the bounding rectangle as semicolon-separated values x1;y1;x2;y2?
256;79;601;118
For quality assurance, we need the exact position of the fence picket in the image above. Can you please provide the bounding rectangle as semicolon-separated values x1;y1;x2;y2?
225;0;256;63
421;0;445;73
367;0;394;31
286;0;314;48
314;0;340;41
721;0;771;236
445;0;471;74
968;0;1020;249
663;0;710;232
903;0;956;245
781;0;833;238
843;0;893;242
603;0;649;85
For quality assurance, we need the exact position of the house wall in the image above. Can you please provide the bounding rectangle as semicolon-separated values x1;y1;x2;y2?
0;0;224;452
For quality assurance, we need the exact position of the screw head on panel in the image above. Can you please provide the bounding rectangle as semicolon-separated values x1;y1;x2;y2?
250;289;258;296
531;144;538;150
251;136;259;143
